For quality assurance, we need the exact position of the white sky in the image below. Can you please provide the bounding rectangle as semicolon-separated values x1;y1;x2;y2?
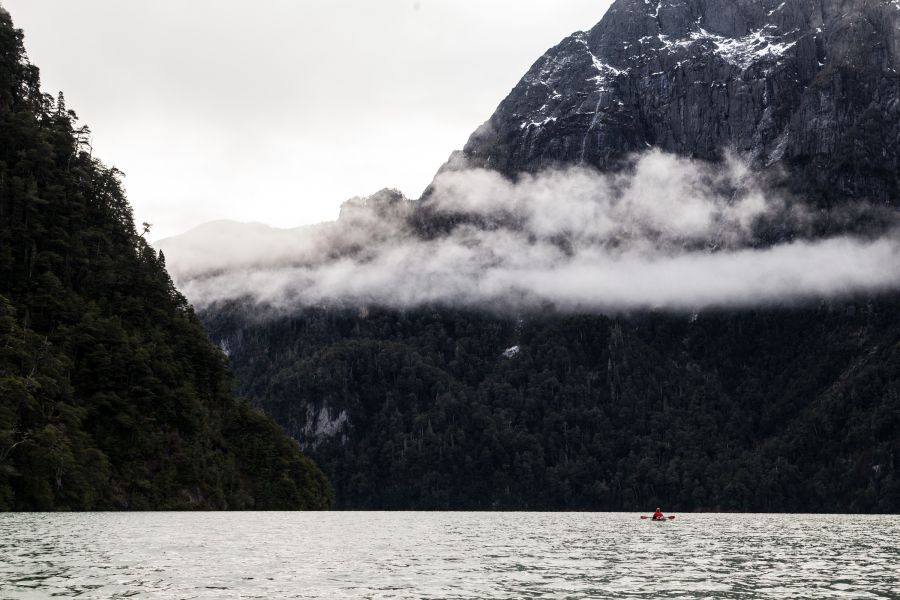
3;0;613;239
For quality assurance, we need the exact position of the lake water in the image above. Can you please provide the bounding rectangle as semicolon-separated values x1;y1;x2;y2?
1;512;898;599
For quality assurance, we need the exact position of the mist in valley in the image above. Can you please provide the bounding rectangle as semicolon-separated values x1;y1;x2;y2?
158;151;900;315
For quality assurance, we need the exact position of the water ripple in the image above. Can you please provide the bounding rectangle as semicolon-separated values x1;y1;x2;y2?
0;513;898;599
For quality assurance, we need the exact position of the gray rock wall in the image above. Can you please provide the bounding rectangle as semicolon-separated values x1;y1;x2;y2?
461;0;900;205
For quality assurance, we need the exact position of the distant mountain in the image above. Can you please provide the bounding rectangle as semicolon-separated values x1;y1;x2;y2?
157;189;412;283
157;220;324;281
0;8;332;510
171;0;900;511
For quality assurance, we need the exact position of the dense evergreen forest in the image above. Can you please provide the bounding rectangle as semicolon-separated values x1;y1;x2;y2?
0;8;332;510
205;301;900;513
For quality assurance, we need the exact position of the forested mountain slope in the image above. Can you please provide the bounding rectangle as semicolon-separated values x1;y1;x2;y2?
203;300;899;512
0;7;332;510
167;0;900;511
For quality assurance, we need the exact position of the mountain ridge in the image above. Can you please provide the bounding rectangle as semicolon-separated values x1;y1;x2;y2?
170;0;900;510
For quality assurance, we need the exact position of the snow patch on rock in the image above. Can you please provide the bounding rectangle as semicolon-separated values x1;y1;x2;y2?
657;25;798;71
699;27;798;70
520;116;558;130
575;33;627;86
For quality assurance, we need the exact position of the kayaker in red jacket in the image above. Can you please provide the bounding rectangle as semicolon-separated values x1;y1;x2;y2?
652;508;664;520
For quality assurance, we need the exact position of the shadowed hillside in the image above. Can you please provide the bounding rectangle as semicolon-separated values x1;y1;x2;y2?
0;6;333;510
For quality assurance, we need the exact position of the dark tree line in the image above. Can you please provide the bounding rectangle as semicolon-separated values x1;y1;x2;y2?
205;300;900;513
0;9;333;510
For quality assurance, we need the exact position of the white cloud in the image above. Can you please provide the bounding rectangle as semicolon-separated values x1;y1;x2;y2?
159;151;900;314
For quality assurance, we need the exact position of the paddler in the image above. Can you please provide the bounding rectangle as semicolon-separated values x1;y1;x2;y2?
652;507;665;521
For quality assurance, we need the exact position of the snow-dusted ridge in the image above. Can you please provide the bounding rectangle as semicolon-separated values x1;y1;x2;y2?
511;0;808;136
518;31;630;130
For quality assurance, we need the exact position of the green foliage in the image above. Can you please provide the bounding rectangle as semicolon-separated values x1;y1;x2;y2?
0;10;332;510
204;302;900;513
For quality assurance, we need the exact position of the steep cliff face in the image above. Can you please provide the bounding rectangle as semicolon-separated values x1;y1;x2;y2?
463;0;900;203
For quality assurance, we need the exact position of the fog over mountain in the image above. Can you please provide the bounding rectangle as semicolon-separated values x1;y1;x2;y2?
160;0;900;315
160;150;900;313
163;0;900;513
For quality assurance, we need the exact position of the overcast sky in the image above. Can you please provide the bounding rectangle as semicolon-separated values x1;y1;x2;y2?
3;0;613;239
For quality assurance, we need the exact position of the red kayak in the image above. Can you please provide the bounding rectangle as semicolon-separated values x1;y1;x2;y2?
640;515;676;521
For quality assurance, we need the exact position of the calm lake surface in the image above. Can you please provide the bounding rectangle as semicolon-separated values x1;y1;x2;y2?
1;512;898;599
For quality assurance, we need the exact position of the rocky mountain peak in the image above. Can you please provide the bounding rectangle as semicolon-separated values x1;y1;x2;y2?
461;0;900;205
338;188;412;224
